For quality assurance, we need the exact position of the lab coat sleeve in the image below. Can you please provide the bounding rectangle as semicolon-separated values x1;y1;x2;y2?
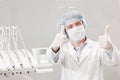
46;46;65;64
100;43;120;66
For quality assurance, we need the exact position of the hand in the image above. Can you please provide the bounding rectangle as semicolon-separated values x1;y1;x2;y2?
98;25;112;50
52;25;67;51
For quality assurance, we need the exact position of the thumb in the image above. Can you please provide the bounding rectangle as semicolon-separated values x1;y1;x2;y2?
60;25;65;34
105;25;110;37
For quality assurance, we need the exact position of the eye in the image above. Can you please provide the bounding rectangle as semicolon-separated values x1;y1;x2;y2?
66;25;73;30
75;21;82;26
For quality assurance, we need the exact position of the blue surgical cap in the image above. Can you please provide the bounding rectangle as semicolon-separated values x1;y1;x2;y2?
57;10;87;32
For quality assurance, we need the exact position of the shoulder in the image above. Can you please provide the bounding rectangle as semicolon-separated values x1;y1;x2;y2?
86;39;98;48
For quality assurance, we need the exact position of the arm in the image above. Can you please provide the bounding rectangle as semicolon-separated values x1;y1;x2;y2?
98;25;120;66
46;46;65;64
46;26;67;64
100;43;120;66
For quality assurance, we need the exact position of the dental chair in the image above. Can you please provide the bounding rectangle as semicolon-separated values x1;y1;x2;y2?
0;25;53;80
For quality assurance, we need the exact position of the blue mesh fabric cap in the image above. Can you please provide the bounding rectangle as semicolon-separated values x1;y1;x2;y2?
57;10;87;33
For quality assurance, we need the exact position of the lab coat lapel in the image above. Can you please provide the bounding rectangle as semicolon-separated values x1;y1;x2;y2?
68;42;78;63
67;39;92;64
78;40;93;64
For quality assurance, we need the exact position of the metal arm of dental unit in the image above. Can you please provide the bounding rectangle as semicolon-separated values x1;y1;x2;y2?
0;25;53;77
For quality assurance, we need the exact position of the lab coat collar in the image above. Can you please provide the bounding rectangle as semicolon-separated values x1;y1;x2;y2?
67;39;93;64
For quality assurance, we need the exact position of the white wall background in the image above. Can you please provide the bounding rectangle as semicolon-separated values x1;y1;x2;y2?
0;0;120;80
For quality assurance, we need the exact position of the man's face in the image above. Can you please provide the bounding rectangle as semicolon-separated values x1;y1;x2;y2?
65;20;83;31
64;20;85;42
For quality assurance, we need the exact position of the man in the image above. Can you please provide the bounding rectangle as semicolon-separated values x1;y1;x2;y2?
46;10;120;80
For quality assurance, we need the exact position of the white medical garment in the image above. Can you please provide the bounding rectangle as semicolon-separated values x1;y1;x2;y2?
47;39;120;80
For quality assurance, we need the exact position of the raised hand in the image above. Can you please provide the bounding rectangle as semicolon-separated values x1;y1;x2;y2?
98;25;112;50
52;25;67;52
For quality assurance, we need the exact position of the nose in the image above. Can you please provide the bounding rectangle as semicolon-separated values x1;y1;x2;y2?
73;25;81;28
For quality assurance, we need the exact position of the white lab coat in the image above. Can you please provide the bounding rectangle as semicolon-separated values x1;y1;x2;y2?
47;39;120;80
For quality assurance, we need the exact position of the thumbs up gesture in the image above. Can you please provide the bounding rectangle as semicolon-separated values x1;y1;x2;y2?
98;25;113;50
52;25;67;51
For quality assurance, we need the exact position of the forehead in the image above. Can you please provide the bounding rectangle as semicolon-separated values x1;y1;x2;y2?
66;20;82;26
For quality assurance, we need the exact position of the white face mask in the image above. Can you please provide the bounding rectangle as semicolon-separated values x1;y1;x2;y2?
67;26;85;42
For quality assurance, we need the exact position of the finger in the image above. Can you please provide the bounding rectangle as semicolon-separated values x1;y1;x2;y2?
105;25;110;37
60;25;65;34
98;35;108;42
